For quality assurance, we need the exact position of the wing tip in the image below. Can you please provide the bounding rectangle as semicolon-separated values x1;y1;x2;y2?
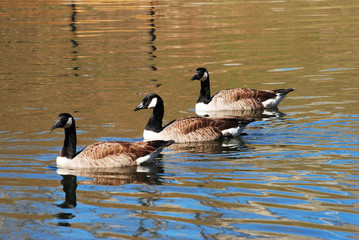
275;88;294;95
242;118;255;125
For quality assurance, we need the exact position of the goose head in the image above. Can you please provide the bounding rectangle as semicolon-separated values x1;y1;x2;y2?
134;93;162;111
51;113;74;130
191;68;209;82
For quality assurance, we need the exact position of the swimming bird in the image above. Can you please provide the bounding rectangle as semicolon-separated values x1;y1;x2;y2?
51;113;173;169
191;68;294;113
134;94;254;143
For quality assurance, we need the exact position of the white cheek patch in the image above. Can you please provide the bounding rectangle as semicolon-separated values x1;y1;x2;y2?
64;117;73;128
200;71;208;81
148;97;158;109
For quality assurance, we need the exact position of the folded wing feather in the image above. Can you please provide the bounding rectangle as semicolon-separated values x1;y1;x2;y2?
162;117;246;143
74;141;160;168
210;88;279;110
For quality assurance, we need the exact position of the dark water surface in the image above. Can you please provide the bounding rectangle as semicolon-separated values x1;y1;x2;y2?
1;0;358;239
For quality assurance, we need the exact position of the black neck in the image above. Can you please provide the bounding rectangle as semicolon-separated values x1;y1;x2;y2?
197;77;211;104
145;98;164;133
60;123;77;159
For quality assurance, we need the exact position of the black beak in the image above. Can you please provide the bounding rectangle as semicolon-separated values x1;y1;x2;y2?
134;102;144;111
191;72;200;81
50;119;62;130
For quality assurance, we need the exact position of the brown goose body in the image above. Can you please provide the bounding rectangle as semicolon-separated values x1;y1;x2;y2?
51;113;173;169
57;140;170;169
134;94;254;143
191;68;293;112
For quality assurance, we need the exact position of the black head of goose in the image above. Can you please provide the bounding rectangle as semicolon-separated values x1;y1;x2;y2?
134;94;255;143
191;67;294;112
51;113;173;169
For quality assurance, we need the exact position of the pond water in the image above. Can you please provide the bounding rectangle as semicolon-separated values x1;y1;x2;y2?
1;0;359;239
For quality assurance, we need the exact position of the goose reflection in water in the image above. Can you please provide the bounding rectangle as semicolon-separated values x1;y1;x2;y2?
53;175;77;227
167;137;248;154
54;165;164;226
196;108;285;121
56;165;164;187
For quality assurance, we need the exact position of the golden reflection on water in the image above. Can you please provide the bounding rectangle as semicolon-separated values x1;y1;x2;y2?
0;0;359;238
1;0;357;151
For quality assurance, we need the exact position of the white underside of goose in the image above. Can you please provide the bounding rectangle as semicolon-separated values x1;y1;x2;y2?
143;130;168;141
56;156;77;169
195;101;233;113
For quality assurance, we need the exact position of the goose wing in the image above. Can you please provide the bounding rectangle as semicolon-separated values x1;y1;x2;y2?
213;88;276;102
75;141;171;168
162;117;250;143
210;88;278;110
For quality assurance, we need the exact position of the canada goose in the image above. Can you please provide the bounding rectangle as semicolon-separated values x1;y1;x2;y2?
134;94;254;143
51;113;173;169
191;68;294;112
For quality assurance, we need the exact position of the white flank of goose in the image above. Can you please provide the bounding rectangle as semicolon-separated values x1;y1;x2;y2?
51;113;173;169
134;94;255;143
191;67;294;112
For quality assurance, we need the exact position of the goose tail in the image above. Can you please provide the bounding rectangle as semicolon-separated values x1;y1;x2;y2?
274;88;294;95
262;88;294;108
239;118;255;126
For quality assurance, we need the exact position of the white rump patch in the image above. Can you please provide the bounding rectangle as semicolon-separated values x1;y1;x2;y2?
262;93;286;108
148;97;158;108
136;148;163;165
221;125;246;137
64;117;73;128
200;71;208;81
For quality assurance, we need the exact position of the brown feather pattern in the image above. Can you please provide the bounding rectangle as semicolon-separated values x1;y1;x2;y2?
218;88;276;101
160;117;250;143
63;141;167;168
211;88;279;110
